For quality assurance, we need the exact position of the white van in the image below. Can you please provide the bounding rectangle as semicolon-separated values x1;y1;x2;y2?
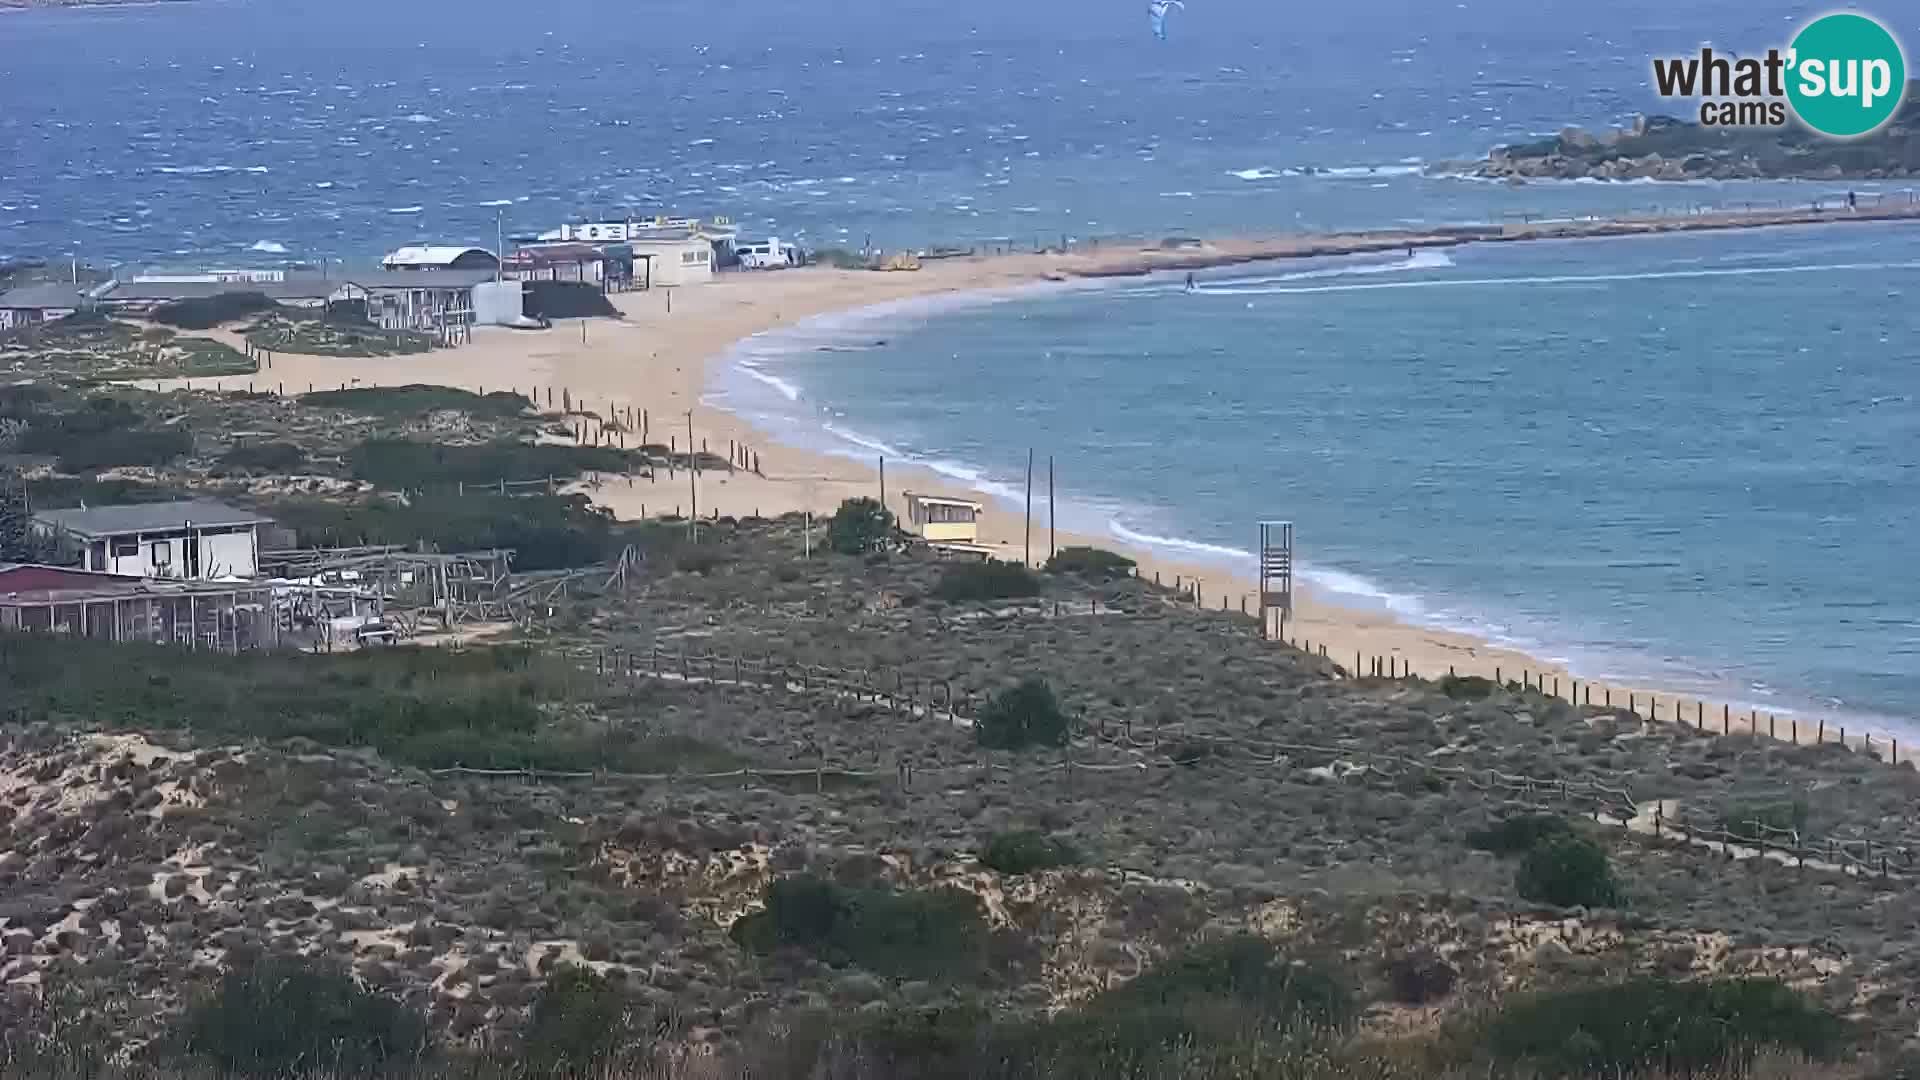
737;239;794;270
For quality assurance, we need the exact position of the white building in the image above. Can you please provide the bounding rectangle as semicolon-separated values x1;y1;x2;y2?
34;500;272;581
626;229;715;287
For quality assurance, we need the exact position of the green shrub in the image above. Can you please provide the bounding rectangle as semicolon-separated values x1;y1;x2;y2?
1482;977;1847;1077
1439;674;1499;700
976;678;1070;750
1044;545;1135;581
827;496;894;555
180;955;425;1074
300;385;530;418
266;493;624;571
55;426;194;472
730;875;987;980
1467;813;1575;856
1516;833;1620;908
151;291;282;331
346;437;636;491
221;441;307;473
524;965;631;1074
980;830;1080;875
933;561;1041;604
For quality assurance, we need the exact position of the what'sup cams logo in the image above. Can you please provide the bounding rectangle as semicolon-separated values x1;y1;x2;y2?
1652;12;1907;137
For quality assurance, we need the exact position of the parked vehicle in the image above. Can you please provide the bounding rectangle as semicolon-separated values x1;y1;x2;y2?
736;239;795;270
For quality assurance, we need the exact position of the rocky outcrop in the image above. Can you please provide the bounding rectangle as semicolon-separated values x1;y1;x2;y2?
1460;82;1920;182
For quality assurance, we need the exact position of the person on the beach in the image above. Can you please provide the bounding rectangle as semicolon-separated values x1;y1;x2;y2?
1185;272;1196;293
1847;190;1858;211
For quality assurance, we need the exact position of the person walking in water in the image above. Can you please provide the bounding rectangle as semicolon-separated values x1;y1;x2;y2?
1185;272;1196;293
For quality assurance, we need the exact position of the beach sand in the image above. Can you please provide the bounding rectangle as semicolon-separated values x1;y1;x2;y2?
169;211;1920;753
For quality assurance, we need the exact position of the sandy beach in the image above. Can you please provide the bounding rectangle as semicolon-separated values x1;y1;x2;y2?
165;207;1920;753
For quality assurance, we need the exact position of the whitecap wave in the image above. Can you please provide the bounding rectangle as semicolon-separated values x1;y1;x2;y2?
1106;519;1253;562
249;240;289;254
387;205;424;214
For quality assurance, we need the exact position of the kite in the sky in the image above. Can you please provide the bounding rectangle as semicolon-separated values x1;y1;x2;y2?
1148;0;1185;40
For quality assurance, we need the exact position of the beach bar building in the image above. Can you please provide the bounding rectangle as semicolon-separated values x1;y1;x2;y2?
902;492;990;555
0;566;280;651
0;283;90;331
33;500;272;581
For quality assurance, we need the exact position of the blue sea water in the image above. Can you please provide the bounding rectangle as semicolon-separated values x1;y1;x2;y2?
5;0;1918;725
713;224;1920;729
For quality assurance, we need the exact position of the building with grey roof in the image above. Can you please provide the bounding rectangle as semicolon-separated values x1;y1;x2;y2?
33;500;273;581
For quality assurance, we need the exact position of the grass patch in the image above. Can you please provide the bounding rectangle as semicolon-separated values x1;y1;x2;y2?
1481;977;1847;1077
523;965;634;1075
300;385;531;419
1721;798;1810;843
0;636;717;773
976;678;1070;751
263;493;628;571
1044;545;1136;581
980;829;1081;875
1467;813;1575;856
219;441;307;473
346;437;636;491
729;875;989;981
150;291;282;331
10;394;194;471
933;560;1041;604
180;955;426;1075
251;319;437;358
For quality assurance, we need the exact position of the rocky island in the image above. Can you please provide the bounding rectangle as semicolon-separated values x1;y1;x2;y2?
1464;80;1920;182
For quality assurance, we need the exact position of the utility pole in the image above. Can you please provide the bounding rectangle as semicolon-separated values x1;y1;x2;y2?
1024;448;1034;567
495;210;505;284
878;456;886;517
1047;455;1056;563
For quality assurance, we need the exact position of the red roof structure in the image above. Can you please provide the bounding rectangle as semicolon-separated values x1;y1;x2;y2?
0;563;138;596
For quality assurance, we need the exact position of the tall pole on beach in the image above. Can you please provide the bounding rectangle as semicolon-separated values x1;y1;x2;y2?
879;456;886;517
1024;449;1034;567
686;410;698;542
1048;455;1056;562
495;210;504;284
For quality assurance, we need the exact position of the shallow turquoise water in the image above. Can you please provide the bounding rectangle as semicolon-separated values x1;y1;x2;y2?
714;222;1920;729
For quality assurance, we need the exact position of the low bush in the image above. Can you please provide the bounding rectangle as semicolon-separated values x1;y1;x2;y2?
346;437;637;491
1481;977;1847;1077
933;560;1041;604
1044;545;1136;581
1385;950;1459;1005
730;875;988;980
180;955;426;1074
980;829;1080;875
975;678;1070;750
300;385;531;419
1467;813;1574;856
151;291;282;330
827;496;893;555
1439;674;1499;700
0;636;717;773
265;493;627;572
220;441;307;473
54;426;194;472
523;965;632;1074
1516;833;1621;908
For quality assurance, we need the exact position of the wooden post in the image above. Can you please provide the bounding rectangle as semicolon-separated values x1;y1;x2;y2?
1024;448;1034;567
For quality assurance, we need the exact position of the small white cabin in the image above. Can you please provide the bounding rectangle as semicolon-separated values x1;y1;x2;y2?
34;500;271;581
902;492;984;547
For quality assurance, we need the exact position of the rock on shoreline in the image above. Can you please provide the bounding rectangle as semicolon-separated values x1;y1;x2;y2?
1455;81;1920;182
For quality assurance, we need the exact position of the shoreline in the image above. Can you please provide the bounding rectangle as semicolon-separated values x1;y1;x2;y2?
143;207;1920;753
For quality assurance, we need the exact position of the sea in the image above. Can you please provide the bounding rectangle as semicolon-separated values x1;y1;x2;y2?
4;0;1918;728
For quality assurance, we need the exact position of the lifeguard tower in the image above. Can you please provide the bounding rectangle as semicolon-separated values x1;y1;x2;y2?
902;492;991;557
